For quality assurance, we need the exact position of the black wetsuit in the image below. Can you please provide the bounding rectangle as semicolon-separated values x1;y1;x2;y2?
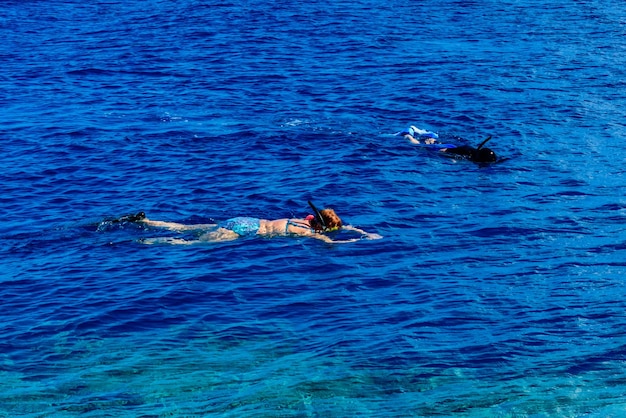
441;144;497;163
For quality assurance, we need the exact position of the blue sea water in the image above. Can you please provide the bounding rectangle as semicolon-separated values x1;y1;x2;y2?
2;0;626;416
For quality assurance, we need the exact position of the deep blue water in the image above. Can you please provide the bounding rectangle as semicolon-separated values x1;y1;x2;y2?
2;0;626;416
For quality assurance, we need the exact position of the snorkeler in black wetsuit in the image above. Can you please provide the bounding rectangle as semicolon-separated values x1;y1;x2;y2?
397;126;498;163
439;136;497;163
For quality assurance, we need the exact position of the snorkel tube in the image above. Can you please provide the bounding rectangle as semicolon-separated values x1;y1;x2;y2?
308;200;328;232
476;136;492;150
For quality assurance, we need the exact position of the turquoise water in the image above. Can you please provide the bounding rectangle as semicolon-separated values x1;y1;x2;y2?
2;0;626;416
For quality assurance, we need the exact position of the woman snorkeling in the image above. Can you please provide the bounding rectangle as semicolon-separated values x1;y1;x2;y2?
397;125;498;163
117;201;382;244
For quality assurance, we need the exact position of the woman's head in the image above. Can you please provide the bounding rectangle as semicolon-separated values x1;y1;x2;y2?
310;208;342;232
307;201;342;233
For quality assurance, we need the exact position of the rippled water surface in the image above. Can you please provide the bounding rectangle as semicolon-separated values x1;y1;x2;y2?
2;0;626;416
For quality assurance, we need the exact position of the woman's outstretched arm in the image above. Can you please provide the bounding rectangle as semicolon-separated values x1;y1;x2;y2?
305;226;382;243
342;225;383;240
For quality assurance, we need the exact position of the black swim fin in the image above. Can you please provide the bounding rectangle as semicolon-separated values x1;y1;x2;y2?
113;212;146;223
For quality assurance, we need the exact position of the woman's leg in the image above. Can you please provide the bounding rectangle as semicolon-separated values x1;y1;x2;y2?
199;228;240;242
140;228;239;245
141;237;199;245
140;218;217;232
